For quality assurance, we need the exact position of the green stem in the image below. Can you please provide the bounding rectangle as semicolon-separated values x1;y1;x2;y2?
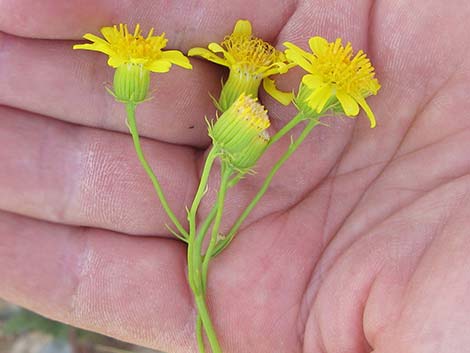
194;294;222;353
196;315;206;353
201;165;232;290
187;153;229;353
191;165;231;353
188;148;218;236
267;112;304;147
125;103;188;239
212;118;319;257
187;147;218;287
195;167;242;270
195;205;217;260
194;169;240;279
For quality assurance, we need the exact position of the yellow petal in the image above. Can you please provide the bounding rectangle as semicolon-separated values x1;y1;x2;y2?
283;42;313;72
262;78;293;106
82;33;109;46
354;95;377;128
148;34;168;48
372;79;381;94
161;50;192;69
307;85;332;112
336;90;360;117
107;56;124;68
263;62;289;77
208;42;225;53
188;47;229;67
145;60;172;73
73;42;114;56
308;36;329;56
73;32;114;54
302;74;324;90
233;20;252;37
100;26;118;43
208;43;235;64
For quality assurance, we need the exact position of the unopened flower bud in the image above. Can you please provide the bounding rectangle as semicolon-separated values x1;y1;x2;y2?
210;94;270;172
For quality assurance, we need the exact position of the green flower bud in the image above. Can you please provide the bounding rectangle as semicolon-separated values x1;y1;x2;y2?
209;94;270;172
113;63;150;104
234;130;270;170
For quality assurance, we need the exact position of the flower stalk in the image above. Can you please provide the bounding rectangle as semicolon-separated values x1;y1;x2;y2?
190;164;233;353
188;162;233;353
125;103;189;239
213;117;320;257
74;21;381;353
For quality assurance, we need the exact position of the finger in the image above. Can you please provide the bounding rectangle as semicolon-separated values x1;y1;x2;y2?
0;210;194;353
0;32;218;147
263;0;371;111
243;0;373;221
0;0;295;42
0;105;198;235
331;0;470;179
368;191;470;353
272;0;470;239
0;1;295;148
304;174;470;353
317;0;470;254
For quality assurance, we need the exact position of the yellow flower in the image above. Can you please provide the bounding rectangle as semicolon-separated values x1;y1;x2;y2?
209;93;270;172
73;23;192;72
189;20;293;111
73;24;192;104
284;37;380;128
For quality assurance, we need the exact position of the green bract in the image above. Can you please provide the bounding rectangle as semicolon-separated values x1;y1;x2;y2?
209;94;270;172
113;63;150;104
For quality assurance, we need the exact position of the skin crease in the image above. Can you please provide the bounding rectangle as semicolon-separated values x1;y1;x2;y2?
1;0;470;352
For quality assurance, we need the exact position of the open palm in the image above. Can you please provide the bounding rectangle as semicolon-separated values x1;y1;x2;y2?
1;1;470;352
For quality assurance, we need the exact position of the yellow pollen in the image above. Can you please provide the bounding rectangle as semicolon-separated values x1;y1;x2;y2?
74;23;191;73
222;34;284;72
284;36;380;127
108;24;167;63
188;19;292;107
314;39;379;95
233;94;270;130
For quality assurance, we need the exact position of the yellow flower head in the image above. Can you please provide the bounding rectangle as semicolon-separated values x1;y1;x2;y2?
209;93;270;172
74;24;192;104
284;37;380;128
189;20;293;111
73;23;192;72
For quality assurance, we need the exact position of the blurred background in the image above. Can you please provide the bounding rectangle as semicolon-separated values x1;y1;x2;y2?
0;300;162;353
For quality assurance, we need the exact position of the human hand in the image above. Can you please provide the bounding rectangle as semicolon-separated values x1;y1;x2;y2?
1;1;470;352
